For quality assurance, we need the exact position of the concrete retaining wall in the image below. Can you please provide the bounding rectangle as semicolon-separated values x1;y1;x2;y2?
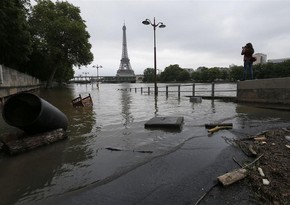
0;65;43;100
237;77;290;104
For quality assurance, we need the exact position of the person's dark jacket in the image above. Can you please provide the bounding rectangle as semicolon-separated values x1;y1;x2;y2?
241;43;254;61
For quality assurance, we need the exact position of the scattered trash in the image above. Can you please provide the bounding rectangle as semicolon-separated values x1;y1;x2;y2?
72;94;93;107
205;123;233;129
248;144;257;156
217;168;247;186
232;157;243;168
285;136;290;142
218;154;264;187
254;136;267;141
205;123;233;133
258;167;265;177
236;128;289;204
262;178;270;185
207;125;233;133
205;123;233;134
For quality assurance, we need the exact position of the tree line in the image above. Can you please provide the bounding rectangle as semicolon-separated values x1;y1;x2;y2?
0;0;93;87
143;61;290;83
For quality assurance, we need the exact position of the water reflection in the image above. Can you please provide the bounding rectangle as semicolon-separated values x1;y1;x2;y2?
235;103;290;130
211;99;216;113
154;95;158;116
119;84;134;128
0;140;67;205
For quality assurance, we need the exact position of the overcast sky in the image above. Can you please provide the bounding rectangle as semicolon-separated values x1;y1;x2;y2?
36;0;290;76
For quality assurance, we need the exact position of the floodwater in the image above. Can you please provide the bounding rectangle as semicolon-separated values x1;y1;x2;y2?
0;83;290;205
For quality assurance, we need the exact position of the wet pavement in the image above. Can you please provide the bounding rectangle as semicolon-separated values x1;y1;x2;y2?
30;129;258;205
29;119;290;205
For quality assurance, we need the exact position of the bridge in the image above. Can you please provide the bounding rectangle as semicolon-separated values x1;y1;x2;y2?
70;75;144;83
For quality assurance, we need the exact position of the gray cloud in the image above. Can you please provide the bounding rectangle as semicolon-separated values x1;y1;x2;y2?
33;0;290;76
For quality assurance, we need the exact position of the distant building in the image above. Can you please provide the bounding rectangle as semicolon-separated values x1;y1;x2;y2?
268;58;290;64
253;53;267;65
135;75;144;82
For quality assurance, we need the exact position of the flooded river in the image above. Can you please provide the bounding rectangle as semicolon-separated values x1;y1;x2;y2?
0;83;289;205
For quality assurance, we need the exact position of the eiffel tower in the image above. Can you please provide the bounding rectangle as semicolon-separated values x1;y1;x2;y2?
116;24;135;78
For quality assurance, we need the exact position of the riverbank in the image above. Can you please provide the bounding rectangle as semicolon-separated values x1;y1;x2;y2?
234;128;290;205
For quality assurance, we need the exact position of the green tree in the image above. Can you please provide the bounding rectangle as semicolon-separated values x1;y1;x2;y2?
143;68;154;82
277;60;290;77
220;69;229;81
191;70;201;82
0;0;32;69
229;65;243;81
207;67;221;82
199;67;210;82
177;69;190;81
160;64;183;82
28;0;93;87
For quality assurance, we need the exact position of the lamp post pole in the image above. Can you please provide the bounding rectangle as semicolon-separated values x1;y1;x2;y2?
82;72;89;82
93;65;102;88
153;18;157;96
142;17;166;96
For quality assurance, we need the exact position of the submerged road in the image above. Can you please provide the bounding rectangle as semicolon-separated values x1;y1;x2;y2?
33;128;261;205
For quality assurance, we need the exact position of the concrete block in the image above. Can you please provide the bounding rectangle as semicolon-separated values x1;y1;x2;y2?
190;96;202;103
145;116;184;130
237;78;290;104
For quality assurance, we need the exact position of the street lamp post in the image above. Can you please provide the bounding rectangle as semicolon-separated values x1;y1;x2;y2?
142;17;166;96
82;72;89;82
93;65;102;88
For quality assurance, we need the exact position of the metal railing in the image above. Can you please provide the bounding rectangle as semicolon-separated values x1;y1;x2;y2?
128;83;237;99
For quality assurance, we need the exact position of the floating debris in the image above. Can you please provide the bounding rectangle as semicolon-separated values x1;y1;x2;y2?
205;123;233;129
72;94;93;107
105;147;153;154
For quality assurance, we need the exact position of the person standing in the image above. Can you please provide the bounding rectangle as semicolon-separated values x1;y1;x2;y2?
241;43;255;80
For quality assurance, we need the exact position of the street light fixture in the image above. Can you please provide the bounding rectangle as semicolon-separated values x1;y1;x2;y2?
142;17;166;96
82;72;89;82
93;65;102;88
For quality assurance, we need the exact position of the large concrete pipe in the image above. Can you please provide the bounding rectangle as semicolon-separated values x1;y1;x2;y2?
2;92;68;134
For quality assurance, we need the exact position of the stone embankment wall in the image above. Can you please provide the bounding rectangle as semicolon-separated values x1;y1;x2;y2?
0;65;43;103
237;77;290;104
